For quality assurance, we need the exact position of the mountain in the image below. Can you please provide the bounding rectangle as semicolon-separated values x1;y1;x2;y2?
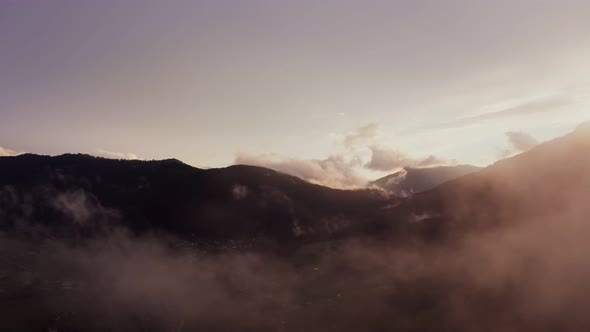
2;125;590;332
0;154;393;242
369;165;482;196
2;124;588;243
389;123;590;239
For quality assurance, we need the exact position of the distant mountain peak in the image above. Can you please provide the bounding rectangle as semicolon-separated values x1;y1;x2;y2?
370;164;482;196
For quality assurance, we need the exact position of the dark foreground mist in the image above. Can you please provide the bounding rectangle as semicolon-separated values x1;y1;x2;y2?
3;211;590;332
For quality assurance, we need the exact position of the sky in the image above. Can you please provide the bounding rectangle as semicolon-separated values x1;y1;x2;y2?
1;0;589;187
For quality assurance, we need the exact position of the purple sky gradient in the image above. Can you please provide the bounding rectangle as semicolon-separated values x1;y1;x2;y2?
1;1;588;183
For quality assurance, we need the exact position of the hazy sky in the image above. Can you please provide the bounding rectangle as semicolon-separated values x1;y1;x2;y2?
1;1;589;184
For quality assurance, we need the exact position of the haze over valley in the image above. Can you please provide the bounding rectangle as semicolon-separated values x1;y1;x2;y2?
1;1;589;331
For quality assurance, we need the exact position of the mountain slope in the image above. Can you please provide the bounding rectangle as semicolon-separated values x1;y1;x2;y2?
369;165;481;196
0;154;392;241
390;124;590;238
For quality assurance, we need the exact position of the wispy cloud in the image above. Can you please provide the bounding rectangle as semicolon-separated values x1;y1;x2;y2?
235;153;366;189
236;123;458;188
497;130;541;159
365;145;451;172
435;96;574;130
96;149;140;160
506;131;539;152
343;123;379;148
0;146;21;157
365;145;412;172
468;96;572;121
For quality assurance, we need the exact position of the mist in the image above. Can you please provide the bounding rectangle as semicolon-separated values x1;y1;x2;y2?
2;0;589;330
3;198;590;331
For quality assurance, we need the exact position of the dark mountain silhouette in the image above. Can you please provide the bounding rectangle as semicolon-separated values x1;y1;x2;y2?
369;164;481;196
2;123;588;243
1;124;588;244
0;154;393;242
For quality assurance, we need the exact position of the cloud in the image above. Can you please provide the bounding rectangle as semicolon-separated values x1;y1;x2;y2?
0;146;20;157
498;130;540;159
506;131;539;152
343;124;456;172
343;123;379;148
231;184;249;200
417;155;449;167
365;146;412;172
365;145;450;172
468;96;572;122
51;189;120;225
437;96;574;129
96;149;140;160
235;153;367;189
237;123;459;186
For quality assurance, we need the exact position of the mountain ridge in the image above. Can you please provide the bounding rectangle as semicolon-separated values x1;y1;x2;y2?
1;124;589;243
369;164;482;196
0;153;393;242
389;123;590;239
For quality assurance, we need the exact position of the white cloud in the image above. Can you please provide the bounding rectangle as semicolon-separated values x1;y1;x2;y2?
460;96;573;125
365;145;412;172
96;149;140;160
505;131;539;152
235;153;367;189
365;145;451;172
0;146;21;157
343;123;379;148
236;123;459;187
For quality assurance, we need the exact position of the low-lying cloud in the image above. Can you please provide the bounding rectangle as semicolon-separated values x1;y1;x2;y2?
366;145;451;172
236;124;456;188
498;130;541;159
235;153;366;189
0;146;20;157
365;145;412;171
96;149;140;160
343;123;379;148
506;131;539;152
4;203;590;331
